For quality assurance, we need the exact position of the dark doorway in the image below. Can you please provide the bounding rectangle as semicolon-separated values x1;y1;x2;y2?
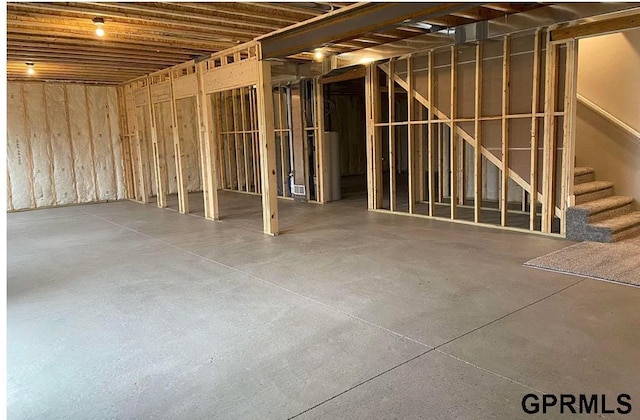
324;76;367;203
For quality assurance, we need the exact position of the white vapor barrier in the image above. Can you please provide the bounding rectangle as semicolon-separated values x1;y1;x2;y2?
45;84;77;205
67;84;97;203
87;86;117;201
6;83;34;210
23;83;55;208
6;82;125;210
107;88;125;199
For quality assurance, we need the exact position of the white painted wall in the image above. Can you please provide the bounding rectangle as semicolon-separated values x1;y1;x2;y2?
576;29;640;207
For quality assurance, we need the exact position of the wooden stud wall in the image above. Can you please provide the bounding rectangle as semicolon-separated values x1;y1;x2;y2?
118;41;282;235
369;29;575;234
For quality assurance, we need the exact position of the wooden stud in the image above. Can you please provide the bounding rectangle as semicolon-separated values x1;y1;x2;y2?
169;71;189;214
134;104;149;204
560;39;579;234
256;59;279;235
240;87;252;192
147;86;166;208
541;33;558;233
450;45;457;219
474;42;483;223
372;66;383;209
530;30;541;230
232;88;246;192
427;51;435;216
249;87;261;194
407;56;415;214
388;58;396;212
195;60;219;220
501;36;511;226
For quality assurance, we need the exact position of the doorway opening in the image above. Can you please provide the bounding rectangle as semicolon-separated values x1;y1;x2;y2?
324;76;367;204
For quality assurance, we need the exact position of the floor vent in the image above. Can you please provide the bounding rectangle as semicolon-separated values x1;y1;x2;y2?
292;184;306;196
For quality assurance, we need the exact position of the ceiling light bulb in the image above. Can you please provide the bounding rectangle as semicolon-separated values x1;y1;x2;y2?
314;50;324;61
26;62;35;75
93;17;105;37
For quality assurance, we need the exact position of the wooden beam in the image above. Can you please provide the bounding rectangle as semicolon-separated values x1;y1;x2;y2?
319;66;366;85
551;13;640;41
256;60;279;235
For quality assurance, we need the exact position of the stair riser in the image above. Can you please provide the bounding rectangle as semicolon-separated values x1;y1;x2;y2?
574;172;595;185
574;187;613;205
613;223;640;242
589;203;633;223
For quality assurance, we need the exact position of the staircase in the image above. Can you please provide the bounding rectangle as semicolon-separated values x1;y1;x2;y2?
566;167;640;242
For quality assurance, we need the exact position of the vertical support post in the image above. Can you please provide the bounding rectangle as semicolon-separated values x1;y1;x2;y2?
147;85;166;208
388;58;396;212
169;72;189;213
257;59;279;235
474;43;483;223
561;39;579;235
530;30;541;230
195;60;219;220
407;56;415;214
501;36;511;226
450;45;458;219
427;51;435;216
542;34;558;233
365;64;382;210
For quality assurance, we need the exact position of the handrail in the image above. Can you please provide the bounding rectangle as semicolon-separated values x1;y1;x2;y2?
577;93;640;143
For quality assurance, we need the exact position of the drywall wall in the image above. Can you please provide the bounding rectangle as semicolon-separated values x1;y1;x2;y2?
576;29;640;206
7;81;125;211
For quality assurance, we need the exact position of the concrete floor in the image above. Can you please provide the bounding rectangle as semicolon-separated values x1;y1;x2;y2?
7;191;640;419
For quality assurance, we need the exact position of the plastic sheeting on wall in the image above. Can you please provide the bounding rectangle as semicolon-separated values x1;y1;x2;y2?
6;81;125;211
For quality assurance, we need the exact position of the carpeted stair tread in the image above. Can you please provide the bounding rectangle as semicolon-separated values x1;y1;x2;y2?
574;167;594;176
574;180;614;196
572;195;634;215
590;211;640;233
